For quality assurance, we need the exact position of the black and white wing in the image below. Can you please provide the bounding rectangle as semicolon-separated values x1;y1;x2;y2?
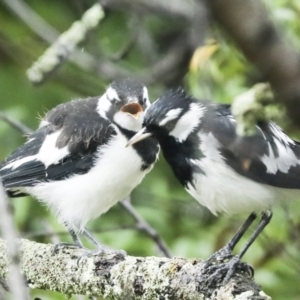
203;104;300;189
0;97;116;195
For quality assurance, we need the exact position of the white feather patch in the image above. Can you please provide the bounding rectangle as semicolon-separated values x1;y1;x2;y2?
261;140;299;174
113;111;144;131
1;131;69;170
1;155;38;170
97;94;111;119
169;103;204;142
39;120;50;128
143;86;150;107
37;131;69;167
159;108;182;126
106;86;120;101
269;123;295;145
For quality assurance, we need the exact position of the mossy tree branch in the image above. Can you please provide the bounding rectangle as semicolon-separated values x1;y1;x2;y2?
0;238;271;299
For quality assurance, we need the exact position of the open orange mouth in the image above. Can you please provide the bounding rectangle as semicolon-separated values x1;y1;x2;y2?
120;103;143;119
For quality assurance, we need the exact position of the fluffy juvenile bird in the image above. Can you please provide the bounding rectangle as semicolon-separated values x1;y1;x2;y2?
127;89;300;281
0;78;159;256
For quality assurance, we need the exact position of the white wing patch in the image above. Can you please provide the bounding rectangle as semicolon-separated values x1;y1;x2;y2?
1;131;69;171
269;123;295;145
1;155;38;171
37;131;69;167
159;108;182;126
170;103;205;142
261;139;299;174
261;122;299;174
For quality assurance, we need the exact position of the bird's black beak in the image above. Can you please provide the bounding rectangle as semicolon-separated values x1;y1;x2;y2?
120;102;143;119
126;127;152;147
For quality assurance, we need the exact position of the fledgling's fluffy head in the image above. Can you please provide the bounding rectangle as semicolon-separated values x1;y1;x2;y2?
97;78;150;132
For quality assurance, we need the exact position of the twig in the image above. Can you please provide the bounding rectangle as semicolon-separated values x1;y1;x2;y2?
2;0;110;76
26;3;105;83
120;198;172;258
2;0;58;43
0;182;29;299
0;111;32;135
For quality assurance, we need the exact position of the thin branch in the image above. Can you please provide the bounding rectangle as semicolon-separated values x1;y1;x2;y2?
2;0;115;81
0;112;32;135
120;199;172;258
26;3;105;83
0;238;270;299
2;0;58;43
0;183;29;299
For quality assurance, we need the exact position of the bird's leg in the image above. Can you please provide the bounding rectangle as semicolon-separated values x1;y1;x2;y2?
53;224;85;254
77;227;127;266
80;226;103;247
206;212;258;264
203;210;272;286
237;210;272;260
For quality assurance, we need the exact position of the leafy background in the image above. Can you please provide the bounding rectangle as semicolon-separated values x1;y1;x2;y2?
1;0;300;299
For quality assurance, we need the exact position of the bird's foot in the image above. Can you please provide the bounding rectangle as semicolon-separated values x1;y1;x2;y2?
52;241;85;255
205;244;234;265
77;245;127;266
201;255;254;287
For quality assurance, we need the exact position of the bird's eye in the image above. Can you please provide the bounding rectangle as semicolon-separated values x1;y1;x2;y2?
165;121;176;131
110;98;119;105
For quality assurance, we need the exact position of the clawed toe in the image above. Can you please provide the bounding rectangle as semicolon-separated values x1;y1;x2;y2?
205;246;233;265
201;255;254;286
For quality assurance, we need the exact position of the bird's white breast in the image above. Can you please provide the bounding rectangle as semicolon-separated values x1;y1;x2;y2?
26;132;149;230
186;132;300;215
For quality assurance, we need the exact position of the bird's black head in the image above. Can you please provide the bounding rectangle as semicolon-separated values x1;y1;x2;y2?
97;78;150;132
126;89;206;147
144;89;205;142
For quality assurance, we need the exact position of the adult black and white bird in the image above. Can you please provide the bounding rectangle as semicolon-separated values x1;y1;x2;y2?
0;78;159;257
127;88;300;282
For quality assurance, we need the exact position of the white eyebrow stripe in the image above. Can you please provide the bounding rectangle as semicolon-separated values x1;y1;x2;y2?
159;108;183;126
143;86;150;107
106;87;120;101
169;104;204;142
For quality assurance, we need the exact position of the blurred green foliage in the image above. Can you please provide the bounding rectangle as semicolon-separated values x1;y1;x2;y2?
1;1;300;299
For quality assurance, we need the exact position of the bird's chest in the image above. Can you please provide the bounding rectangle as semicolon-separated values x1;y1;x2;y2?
93;134;148;197
28;134;148;226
